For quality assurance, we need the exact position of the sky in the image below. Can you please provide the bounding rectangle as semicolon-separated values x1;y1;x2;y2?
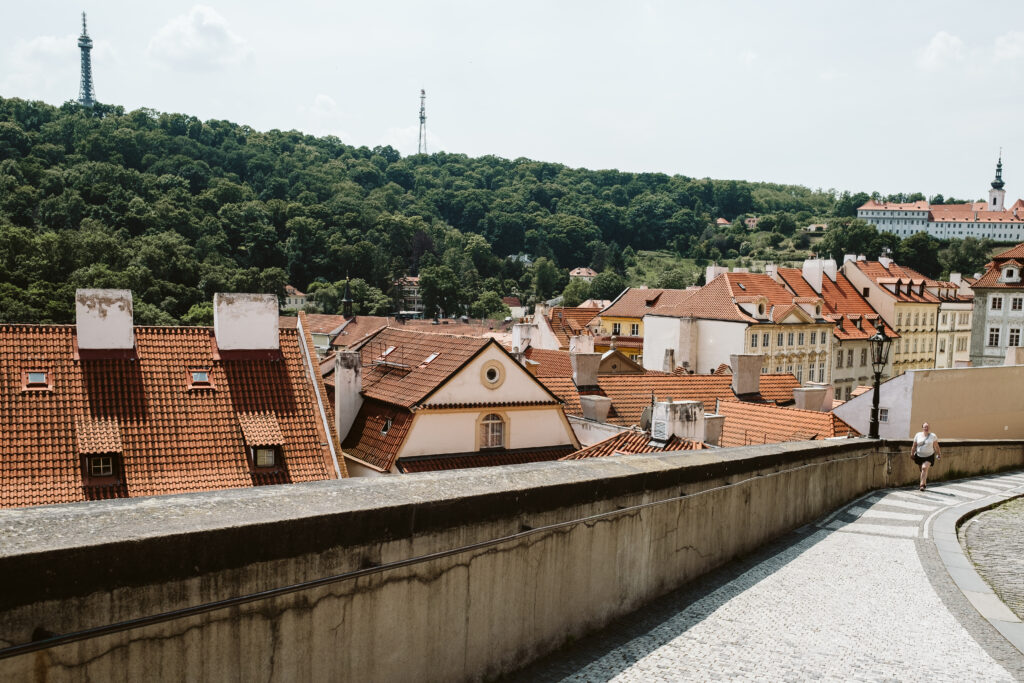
3;1;1024;200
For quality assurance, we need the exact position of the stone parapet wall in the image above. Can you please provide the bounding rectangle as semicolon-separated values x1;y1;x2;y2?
0;439;1022;681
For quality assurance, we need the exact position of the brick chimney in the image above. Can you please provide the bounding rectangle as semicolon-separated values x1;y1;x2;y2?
75;289;134;350
213;293;279;350
335;350;363;440
651;400;705;444
730;353;763;395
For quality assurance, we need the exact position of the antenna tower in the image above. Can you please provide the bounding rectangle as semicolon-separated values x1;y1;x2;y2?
77;12;96;107
417;89;427;154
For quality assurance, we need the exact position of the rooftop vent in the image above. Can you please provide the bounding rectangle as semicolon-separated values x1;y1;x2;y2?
213;293;279;351
75;289;135;350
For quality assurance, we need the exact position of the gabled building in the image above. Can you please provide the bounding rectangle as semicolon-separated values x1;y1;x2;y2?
337;327;579;476
283;285;308;311
0;290;344;509
841;257;964;375
857;158;1024;243
595;288;694;362
774;259;899;401
569;267;598;282
642;272;833;381
968;241;1024;366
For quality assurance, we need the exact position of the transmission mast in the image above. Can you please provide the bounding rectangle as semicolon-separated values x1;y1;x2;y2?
417;89;427;155
77;12;96;107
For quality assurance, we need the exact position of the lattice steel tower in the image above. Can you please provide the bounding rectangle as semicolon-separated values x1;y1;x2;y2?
417;89;427;154
78;12;96;107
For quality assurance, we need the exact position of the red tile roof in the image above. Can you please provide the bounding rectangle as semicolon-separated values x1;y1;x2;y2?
570;267;598;277
600;288;684;319
0;323;338;508
561;431;704;459
354;327;493;408
651;273;816;324
329;316;390;349
716;400;858;447
396;446;575;473
238;412;286;446
340;399;415;472
858;199;930;212
850;261;941;303
757;374;801;404
777;268;898;341
546;307;600;348
285;285;305;297
523;348;574;378
280;313;347;335
971;241;1024;289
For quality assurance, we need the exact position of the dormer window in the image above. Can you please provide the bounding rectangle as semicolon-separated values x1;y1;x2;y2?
188;368;214;390
90;455;114;477
381;418;393;435
757;303;765;316
22;369;53;392
253;446;277;468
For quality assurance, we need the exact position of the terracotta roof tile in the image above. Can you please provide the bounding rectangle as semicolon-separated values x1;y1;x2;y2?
757;374;801;403
971;241;1024;288
280;313;347;334
777;268;898;341
0;324;336;508
851;262;941;303
238;412;286;446
340;399;414;472
601;288;679;319
546;307;600;348
75;416;122;454
355;327;492;408
561;431;704;459
650;273;809;323
522;348;574;377
717;400;858;447
329;316;389;349
396;446;575;473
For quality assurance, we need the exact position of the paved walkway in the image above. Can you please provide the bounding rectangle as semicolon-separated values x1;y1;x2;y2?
964;496;1024;621
512;471;1024;682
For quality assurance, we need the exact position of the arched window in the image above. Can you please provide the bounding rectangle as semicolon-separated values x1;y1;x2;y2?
479;413;505;449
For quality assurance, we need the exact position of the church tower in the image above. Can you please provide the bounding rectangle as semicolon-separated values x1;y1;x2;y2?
989;155;1006;212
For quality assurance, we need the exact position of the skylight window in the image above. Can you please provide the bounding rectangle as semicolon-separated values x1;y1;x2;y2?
27;371;47;386
191;370;210;384
22;369;52;391
422;352;440;365
737;282;746;290
381;346;397;358
188;368;214;389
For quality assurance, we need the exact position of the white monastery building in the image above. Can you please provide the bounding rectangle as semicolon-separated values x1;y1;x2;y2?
857;158;1024;242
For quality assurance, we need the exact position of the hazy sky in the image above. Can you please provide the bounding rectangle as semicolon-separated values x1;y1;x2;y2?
4;1;1024;200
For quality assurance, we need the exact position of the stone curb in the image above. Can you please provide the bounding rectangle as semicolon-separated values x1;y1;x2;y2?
931;475;1024;656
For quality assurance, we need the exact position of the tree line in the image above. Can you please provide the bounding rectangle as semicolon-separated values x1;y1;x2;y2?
0;97;999;323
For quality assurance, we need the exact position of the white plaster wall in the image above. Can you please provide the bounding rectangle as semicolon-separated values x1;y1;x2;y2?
396;408;575;458
567;416;631;447
833;371;914;439
695;320;747;375
641;316;682;372
425;345;552;405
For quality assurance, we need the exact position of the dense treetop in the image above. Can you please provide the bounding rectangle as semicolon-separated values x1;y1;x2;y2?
0;97;997;324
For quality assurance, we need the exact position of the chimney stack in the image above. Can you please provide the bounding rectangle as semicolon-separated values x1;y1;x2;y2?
651;400;705;444
512;322;534;352
801;259;824;294
704;413;725;446
335;351;363;440
878;256;893;269
663;348;676;372
75;289;135;350
792;385;828;411
213;293;279;350
730;353;763;395
571;352;602;389
579;395;612;422
569;335;595;354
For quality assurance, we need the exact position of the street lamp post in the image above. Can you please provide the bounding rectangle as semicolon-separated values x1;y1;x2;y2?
868;328;893;439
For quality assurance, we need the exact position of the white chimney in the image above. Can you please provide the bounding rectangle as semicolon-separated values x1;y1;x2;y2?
580;395;612;422
949;272;962;285
75;289;135;350
878;256;893;269
705;264;729;283
843;254;857;265
213;293;279;351
569;335;594;354
802;259;824;294
704;413;725;446
651;400;705;443
512;322;534;352
335;350;363;440
822;259;838;282
663;348;676;372
792;385;828;412
571;352;602;388
765;264;779;281
730;353;763;395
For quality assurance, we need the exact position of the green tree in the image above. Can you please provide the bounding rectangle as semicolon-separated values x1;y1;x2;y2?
590;271;627;300
560;277;592;307
420;265;462;317
470;291;510;319
896;232;941;278
531;257;561;300
938;237;994;279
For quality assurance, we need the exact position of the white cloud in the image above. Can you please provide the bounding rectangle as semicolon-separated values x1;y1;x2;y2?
147;5;249;71
296;93;350;139
994;31;1024;62
740;50;758;67
917;31;965;71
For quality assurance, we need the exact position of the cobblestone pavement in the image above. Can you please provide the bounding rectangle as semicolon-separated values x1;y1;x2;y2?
964;496;1024;621
511;472;1024;682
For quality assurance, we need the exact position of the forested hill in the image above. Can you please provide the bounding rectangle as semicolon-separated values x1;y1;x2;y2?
1;97;860;324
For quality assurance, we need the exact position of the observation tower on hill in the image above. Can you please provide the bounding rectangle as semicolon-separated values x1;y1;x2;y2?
77;12;96;107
